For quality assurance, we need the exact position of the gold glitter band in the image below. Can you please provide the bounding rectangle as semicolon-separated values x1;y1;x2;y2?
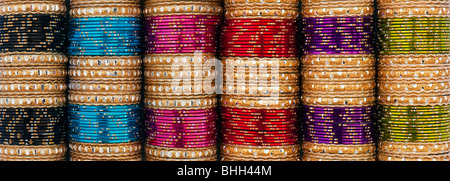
0;144;66;157
69;56;142;68
378;141;450;155
144;94;217;110
144;67;216;80
302;141;376;154
69;67;142;81
69;141;141;154
0;81;67;95
301;67;376;81
225;5;299;19
145;80;216;96
378;81;450;95
145;54;217;67
222;57;300;68
377;66;450;82
70;5;142;18
0;66;67;81
302;152;376;161
0;2;67;15
301;3;374;18
70;151;142;161
68;91;141;105
220;94;300;109
145;144;217;159
0;94;67;108
378;0;450;18
69;81;141;93
302;94;376;107
302;80;376;95
223;82;300;96
378;54;450;66
301;54;376;68
377;94;450;106
220;144;301;158
377;151;450;161
143;1;223;17
0;154;65;161
0;53;68;67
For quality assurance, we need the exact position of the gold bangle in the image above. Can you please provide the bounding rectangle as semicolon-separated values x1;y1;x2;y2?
144;94;217;110
0;53;68;67
0;0;65;5
0;94;67;108
223;82;300;96
70;5;142;18
302;141;376;154
378;141;450;155
69;56;142;68
302;152;376;161
301;67;376;81
69;67;142;81
145;144;217;159
220;143;301;158
377;94;450;106
0;3;67;15
0;66;67;81
145;53;217;67
0;81;67;95
69;81;141;93
69;91;141;105
378;5;450;18
302;80;376;94
377;151;450;161
145;80;216;96
225;0;299;4
378;81;450;95
143;1;223;17
225;5;299;19
378;54;450;66
71;0;141;6
70;151;142;161
0;144;67;157
220;154;300;161
302;94;376;107
224;71;300;83
144;67;216;80
377;66;450;81
301;54;375;68
69;141;141;154
0;154;66;161
220;94;300;109
301;4;374;18
222;57;300;68
145;155;217;161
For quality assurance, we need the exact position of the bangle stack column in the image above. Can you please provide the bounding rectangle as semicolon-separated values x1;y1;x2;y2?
67;0;143;161
376;0;450;161
220;0;301;161
300;0;377;161
142;0;222;161
0;0;68;161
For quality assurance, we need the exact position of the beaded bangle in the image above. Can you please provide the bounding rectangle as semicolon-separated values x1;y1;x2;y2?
301;54;375;68
145;144;217;159
69;81;141;93
377;94;450;106
302;80;376;94
378;81;450;95
68;91;141;105
145;80;216;96
378;141;450;154
302;152;376;161
220;94;300;109
144;53;217;67
301;5;374;18
69;56;142;68
0;94;67;108
225;5;299;19
378;54;450;66
0;53;68;67
144;94;217;110
0;66;67;81
0;3;67;15
220;143;301;157
0;144;67;156
143;1;223;17
69;141;141;154
302;141;376;154
70;5;142;18
0;81;67;94
302;94;376;107
377;151;450;161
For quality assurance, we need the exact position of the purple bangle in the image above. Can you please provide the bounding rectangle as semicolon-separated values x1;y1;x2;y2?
303;50;374;54
303;121;373;126
303;44;373;49
303;130;373;136
304;35;373;40
303;134;372;140
303;136;373;142
303;23;373;28
302;138;374;145
304;39;372;44
304;41;372;46
303;125;373;130
303;32;373;36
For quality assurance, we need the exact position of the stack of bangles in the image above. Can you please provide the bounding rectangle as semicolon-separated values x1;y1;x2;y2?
300;0;377;161
0;0;68;161
220;0;301;161
67;0;143;161
376;0;450;161
142;0;222;161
